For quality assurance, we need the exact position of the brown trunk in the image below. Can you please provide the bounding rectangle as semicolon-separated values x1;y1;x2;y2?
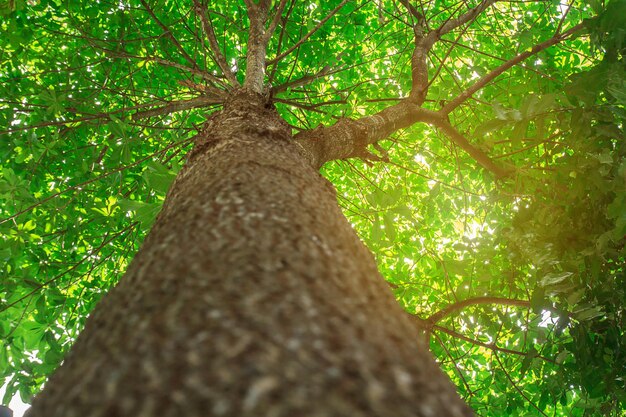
26;92;473;417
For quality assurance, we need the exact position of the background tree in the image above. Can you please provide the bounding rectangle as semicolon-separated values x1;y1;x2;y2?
0;0;624;416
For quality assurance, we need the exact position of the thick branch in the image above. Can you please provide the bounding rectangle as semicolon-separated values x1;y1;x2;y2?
408;44;429;104
294;100;507;178
427;296;531;324
192;0;240;86
243;3;270;93
442;22;585;114
400;0;499;103
294;101;441;168
397;0;429;103
293;3;583;176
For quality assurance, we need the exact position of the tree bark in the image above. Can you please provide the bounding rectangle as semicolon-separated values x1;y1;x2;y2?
26;92;473;417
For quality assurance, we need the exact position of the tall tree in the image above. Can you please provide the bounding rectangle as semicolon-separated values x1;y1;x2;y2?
1;0;624;416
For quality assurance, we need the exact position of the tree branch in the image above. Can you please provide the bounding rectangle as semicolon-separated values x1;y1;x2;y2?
273;66;331;93
397;0;429;103
294;100;508;177
431;119;512;178
0;223;137;313
102;48;227;94
243;2;270;93
399;0;500;103
493;352;550;416
434;0;499;38
192;0;240;86
264;0;289;43
0;139;192;226
131;96;222;120
267;0;349;65
293;3;584;177
432;325;555;363
294;101;441;168
427;296;531;324
441;22;585;114
138;0;197;69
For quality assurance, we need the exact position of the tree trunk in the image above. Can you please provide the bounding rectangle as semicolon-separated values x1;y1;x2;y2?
26;92;473;417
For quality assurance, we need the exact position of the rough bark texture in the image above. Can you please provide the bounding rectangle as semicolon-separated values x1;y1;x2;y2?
26;92;473;417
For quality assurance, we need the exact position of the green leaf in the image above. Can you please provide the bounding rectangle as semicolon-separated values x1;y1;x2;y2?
370;216;384;244
143;161;176;195
118;199;161;230
520;347;538;378
540;272;573;287
530;287;546;314
383;212;396;242
574;306;604;321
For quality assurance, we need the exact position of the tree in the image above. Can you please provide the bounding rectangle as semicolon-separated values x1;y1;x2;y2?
0;0;624;416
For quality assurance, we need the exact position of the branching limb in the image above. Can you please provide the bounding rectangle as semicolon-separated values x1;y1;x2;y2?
294;101;441;168
434;0;499;38
192;0;240;86
294;100;508;177
293;4;584;178
406;296;556;363
397;0;430;103
399;0;500;103
1;95;218;135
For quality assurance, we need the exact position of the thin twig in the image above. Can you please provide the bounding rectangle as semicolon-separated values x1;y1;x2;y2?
493;352;549;416
435;0;499;38
131;96;222;120
264;0;289;43
431;118;512;178
267;0;349;65
192;0;240;86
433;325;555;363
139;0;197;68
441;22;584;114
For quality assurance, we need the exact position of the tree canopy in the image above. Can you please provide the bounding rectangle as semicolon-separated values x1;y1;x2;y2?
1;0;625;415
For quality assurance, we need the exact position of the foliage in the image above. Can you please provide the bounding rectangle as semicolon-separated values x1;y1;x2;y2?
0;0;625;415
